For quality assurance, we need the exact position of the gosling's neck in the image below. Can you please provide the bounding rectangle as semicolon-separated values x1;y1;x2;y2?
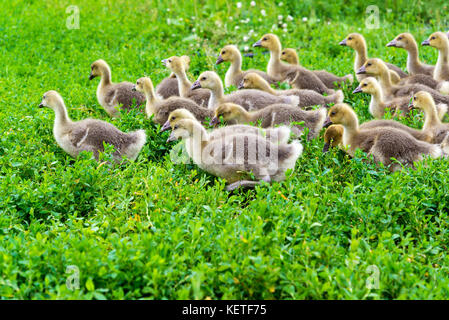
342;116;359;146
369;88;386;119
207;81;225;110
257;80;277;95
423;104;441;132
378;67;394;97
268;43;283;77
99;66;112;88
354;44;368;71
173;68;192;98
434;44;449;81
143;82;158;117
52;102;72;132
190;125;210;165
225;55;243;87
405;41;421;74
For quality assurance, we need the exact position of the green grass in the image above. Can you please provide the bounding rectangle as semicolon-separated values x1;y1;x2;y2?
1;0;449;299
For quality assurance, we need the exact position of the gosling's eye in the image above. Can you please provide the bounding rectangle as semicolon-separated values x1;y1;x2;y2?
174;125;179;130
201;77;206;81
348;37;352;40
331;112;336;116
432;37;436;40
263;37;268;41
168;59;172;63
222;51;226;54
398;37;402;40
367;63;372;66
363;84;367;87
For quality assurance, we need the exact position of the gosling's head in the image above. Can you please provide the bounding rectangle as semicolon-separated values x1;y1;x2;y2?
339;33;364;50
216;45;240;65
39;90;64;110
280;48;299;65
386;33;415;49
410;91;435;113
238;72;263;90
352;77;380;95
357;58;385;76
89;59;109;80
133;77;152;93
211;103;244;125
323;124;344;153
166;119;196;143
160;108;196;132
162;56;185;74
327;103;357;127
253;33;280;50
422;32;449;49
191;71;220;91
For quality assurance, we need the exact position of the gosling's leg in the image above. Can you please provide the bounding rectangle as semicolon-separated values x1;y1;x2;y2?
225;175;271;191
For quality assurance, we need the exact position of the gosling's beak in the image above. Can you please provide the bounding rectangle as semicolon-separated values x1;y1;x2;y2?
323;116;332;128
322;143;330;153
215;55;224;65
339;39;347;46
191;80;201;90
253;40;262;47
356;65;367;74
421;39;430;46
38;102;44;108
132;85;137;92
386;39;397;47
237;81;245;90
352;86;363;94
166;133;177;143
160;120;171;132
89;73;95;80
209;116;219;126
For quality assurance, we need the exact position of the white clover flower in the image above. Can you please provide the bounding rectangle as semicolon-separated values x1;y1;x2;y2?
167;8;170;12
192;28;196;32
249;29;254;35
317;18;321;22
250;1;256;6
302;17;308;22
237;2;242;8
243;36;249;42
244;45;249;51
287;15;294;21
235;26;240;30
167;18;171;24
278;15;283;20
283;28;287;33
229;16;233;20
279;2;283;6
261;9;266;16
282;23;287;28
327;21;331;25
